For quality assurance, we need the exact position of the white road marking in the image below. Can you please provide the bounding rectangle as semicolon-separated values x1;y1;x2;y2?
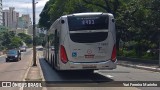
95;70;114;78
105;75;114;78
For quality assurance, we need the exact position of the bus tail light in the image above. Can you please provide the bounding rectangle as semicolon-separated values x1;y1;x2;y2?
60;45;68;64
111;44;116;62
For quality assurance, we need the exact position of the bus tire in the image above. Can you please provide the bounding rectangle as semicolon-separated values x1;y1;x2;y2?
50;54;52;67
52;55;55;69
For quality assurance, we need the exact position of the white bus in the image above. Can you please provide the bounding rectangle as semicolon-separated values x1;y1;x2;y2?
43;12;117;71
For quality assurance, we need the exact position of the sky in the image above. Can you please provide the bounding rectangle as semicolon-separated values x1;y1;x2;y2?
3;0;49;24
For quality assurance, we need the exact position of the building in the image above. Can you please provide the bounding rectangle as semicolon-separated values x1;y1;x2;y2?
18;14;31;29
2;7;19;29
2;7;33;35
18;17;24;29
28;25;40;36
2;10;9;27
0;0;2;25
17;14;32;35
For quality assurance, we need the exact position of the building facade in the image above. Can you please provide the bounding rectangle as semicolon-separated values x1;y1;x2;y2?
22;14;31;29
0;0;3;25
18;14;31;29
2;10;9;27
2;7;19;29
28;25;40;36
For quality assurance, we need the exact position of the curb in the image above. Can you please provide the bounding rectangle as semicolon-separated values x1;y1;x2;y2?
37;51;48;90
37;52;45;81
20;50;34;90
21;50;43;90
117;63;160;72
25;57;42;81
24;50;42;81
117;56;158;64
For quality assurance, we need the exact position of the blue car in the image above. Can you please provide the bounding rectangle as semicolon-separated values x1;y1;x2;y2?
6;50;21;62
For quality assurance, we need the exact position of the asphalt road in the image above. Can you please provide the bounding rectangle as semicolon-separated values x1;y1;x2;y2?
0;55;6;63
0;49;32;90
0;48;158;90
37;51;160;90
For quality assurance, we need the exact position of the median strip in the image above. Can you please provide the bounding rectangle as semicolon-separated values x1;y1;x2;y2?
21;50;44;90
117;63;160;72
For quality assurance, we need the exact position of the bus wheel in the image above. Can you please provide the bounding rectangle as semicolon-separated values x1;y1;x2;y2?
51;54;52;66
52;55;55;69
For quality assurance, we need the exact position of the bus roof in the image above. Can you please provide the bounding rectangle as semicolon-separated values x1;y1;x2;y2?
61;12;113;17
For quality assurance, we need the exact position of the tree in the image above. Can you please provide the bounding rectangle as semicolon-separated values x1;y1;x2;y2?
9;36;23;49
38;0;159;58
39;0;122;50
35;33;45;45
38;0;105;29
39;1;51;29
82;0;120;15
0;31;23;49
18;33;32;46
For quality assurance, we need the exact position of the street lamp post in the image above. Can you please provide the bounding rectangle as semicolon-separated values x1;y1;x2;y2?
158;28;160;67
32;0;37;66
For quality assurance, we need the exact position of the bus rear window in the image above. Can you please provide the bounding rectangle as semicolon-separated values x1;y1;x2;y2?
68;15;109;31
70;32;108;43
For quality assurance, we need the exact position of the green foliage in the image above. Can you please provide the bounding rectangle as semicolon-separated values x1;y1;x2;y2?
39;0;159;59
35;33;46;46
119;49;137;58
9;36;23;49
141;52;154;60
0;31;23;49
39;1;51;29
18;33;32;46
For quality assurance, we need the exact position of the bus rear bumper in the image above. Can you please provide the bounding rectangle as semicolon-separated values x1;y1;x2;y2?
59;60;117;70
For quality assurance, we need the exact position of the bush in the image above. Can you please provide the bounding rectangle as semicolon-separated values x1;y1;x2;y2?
118;49;137;57
141;52;158;60
118;48;158;60
124;50;137;57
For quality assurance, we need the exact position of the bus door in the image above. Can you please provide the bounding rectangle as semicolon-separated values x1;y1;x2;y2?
54;30;59;67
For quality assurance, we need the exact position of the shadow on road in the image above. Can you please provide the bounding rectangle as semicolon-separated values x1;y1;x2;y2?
39;58;114;86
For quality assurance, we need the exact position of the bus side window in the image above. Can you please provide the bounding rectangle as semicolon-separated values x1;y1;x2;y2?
49;33;54;46
54;30;59;53
55;30;59;43
55;30;57;44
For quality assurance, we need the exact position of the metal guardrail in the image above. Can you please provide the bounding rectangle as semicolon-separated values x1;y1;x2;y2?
117;56;159;64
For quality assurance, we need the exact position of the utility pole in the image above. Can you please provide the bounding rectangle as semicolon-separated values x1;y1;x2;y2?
158;42;160;67
159;33;160;67
32;0;37;66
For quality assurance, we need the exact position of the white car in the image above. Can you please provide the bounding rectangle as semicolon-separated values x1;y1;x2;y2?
20;46;26;52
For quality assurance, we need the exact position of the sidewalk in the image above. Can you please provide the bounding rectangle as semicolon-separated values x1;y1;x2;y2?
0;51;5;56
23;51;160;90
117;60;160;72
23;51;45;90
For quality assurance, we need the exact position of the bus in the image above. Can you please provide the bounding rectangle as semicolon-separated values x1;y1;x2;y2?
43;12;117;72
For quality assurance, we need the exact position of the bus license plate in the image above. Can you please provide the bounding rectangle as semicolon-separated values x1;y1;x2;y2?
82;65;96;69
85;55;94;58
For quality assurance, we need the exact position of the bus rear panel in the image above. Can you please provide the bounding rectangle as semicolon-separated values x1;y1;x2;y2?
45;12;117;71
58;13;116;70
